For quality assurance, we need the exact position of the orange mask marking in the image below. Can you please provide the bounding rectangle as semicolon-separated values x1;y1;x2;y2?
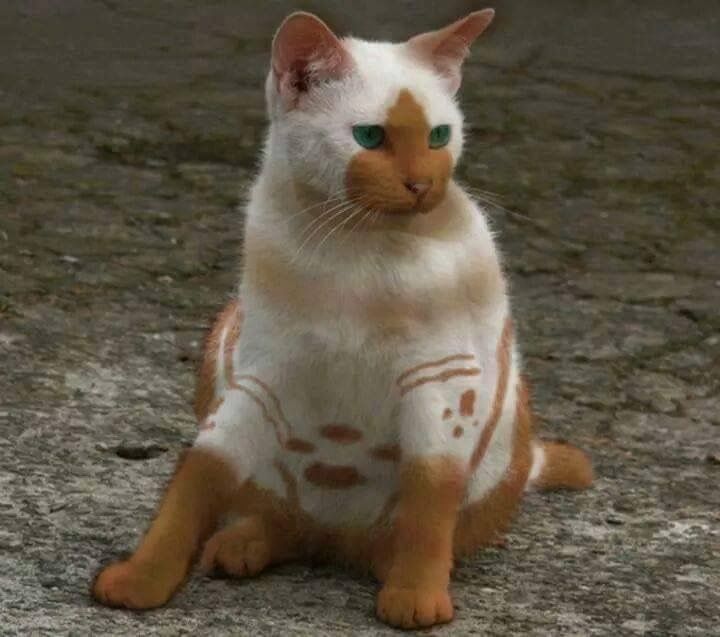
346;89;452;214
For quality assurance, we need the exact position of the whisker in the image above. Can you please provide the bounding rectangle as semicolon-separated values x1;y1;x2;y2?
464;186;535;224
284;191;346;223
296;198;356;244
293;201;357;262
313;206;365;257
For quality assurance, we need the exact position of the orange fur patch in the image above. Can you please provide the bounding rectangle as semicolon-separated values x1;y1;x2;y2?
377;456;465;627
346;89;452;214
533;441;593;490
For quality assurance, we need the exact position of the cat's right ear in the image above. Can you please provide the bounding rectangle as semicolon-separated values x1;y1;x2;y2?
271;12;352;109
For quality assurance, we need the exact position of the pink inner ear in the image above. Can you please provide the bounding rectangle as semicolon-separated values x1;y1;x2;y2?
407;9;495;93
272;12;352;101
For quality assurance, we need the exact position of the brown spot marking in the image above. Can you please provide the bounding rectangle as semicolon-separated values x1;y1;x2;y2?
472;419;479;427
442;408;453;420
469;318;513;472
397;353;475;387
453;426;463;438
285;438;316;453
400;367;481;397
304;462;366;489
346;89;453;215
370;444;402;462
459;389;476;417
319;424;363;444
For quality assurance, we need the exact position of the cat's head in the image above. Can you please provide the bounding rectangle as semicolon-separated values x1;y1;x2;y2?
266;10;494;216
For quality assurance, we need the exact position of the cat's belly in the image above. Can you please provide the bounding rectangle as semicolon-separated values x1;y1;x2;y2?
199;304;516;528
253;428;400;527
247;359;403;527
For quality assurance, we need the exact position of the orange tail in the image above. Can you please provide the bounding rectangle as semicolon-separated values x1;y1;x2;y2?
527;440;593;491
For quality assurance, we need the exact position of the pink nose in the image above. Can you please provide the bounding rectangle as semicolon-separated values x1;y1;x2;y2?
404;181;431;196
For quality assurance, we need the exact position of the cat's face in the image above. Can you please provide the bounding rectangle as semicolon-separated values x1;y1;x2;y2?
266;10;494;216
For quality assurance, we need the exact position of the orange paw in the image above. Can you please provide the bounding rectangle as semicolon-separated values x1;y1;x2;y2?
200;519;271;578
93;560;177;609
377;585;454;629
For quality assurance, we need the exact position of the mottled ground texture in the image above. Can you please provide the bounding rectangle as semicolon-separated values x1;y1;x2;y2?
1;1;719;635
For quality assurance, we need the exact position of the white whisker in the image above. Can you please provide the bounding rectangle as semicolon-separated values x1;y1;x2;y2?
293;201;357;262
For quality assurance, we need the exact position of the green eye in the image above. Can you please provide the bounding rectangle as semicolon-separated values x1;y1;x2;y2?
429;125;451;148
352;125;385;149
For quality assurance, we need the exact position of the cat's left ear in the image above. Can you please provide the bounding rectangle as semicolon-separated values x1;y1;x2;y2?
271;12;353;108
406;9;495;94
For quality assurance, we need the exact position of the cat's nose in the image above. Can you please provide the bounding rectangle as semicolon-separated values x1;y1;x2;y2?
404;180;432;197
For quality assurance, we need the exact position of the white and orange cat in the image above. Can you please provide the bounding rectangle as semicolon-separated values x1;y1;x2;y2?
93;9;592;629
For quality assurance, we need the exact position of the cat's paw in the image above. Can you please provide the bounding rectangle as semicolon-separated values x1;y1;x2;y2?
376;585;454;629
92;560;177;609
200;518;271;578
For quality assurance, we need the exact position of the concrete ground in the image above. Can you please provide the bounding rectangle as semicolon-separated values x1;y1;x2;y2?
1;1;718;635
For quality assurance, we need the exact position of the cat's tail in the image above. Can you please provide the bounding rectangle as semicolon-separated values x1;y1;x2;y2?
526;439;593;491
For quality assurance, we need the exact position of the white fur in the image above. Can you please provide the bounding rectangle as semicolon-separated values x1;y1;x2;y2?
195;36;520;527
527;441;546;490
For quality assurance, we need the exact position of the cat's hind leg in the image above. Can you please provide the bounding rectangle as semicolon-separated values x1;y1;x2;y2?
93;381;280;609
93;448;238;609
200;507;301;578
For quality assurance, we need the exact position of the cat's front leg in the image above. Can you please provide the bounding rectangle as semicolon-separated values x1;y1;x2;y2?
376;455;465;629
376;371;485;629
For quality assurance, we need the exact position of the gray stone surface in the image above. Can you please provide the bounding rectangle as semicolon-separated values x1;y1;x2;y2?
1;1;718;635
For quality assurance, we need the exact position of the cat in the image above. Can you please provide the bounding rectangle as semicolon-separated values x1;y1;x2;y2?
92;9;593;629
